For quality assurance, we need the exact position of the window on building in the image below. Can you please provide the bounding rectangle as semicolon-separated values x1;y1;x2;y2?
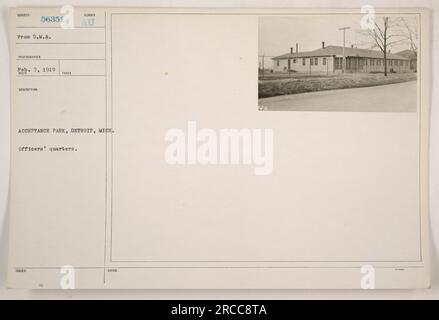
371;59;374;66
276;60;279;67
310;58;314;66
302;58;305;66
400;60;404;66
315;58;318;65
377;59;381;66
335;57;343;69
323;57;326;65
293;58;297;63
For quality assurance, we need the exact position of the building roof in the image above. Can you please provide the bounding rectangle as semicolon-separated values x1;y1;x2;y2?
395;49;417;59
273;45;409;60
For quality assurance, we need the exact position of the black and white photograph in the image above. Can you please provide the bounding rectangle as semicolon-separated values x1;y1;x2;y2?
258;14;419;112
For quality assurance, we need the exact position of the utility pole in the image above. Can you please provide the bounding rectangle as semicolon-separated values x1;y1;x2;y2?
326;58;328;76
338;27;350;73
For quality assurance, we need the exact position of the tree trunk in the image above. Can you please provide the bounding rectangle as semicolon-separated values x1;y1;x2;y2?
383;18;388;77
384;49;387;76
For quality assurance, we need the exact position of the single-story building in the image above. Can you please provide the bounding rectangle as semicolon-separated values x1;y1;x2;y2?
272;43;411;74
395;49;417;72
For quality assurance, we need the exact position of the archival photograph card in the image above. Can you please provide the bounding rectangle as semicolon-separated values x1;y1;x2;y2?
7;7;431;289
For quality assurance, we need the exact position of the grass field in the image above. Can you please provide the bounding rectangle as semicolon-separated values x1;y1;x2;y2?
258;72;417;99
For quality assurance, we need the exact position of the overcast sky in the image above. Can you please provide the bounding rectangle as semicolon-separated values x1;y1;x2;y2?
258;14;418;58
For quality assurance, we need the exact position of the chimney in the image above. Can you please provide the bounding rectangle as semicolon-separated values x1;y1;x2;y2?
296;43;299;53
351;44;354;48
322;41;325;48
290;47;294;54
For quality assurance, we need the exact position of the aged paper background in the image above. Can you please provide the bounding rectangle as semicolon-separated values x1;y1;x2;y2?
1;0;438;298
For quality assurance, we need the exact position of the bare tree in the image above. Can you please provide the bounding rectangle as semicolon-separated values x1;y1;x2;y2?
398;18;418;55
358;16;408;76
